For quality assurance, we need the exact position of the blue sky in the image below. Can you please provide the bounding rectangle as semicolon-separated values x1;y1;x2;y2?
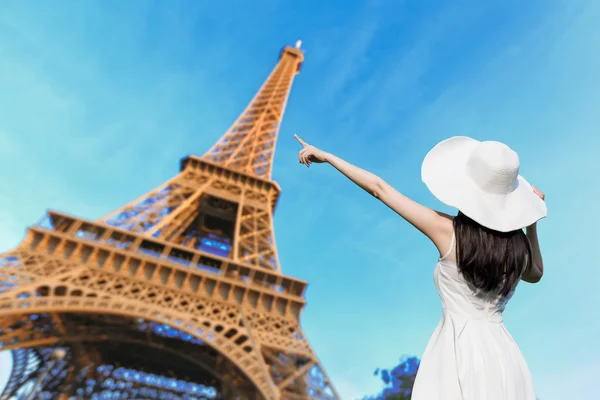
0;1;599;399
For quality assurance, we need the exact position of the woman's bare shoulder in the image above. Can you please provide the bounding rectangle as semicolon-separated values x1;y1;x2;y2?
434;211;455;258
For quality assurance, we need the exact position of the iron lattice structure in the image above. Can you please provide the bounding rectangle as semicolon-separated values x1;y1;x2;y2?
0;42;340;400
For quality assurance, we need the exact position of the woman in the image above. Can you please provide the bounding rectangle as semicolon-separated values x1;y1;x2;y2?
295;134;546;399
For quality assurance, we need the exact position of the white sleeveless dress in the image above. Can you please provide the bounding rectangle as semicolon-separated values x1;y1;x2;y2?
411;234;537;400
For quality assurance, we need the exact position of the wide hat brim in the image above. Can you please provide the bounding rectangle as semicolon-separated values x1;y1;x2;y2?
421;136;547;232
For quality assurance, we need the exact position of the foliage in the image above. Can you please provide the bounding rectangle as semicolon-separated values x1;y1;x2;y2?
363;356;420;400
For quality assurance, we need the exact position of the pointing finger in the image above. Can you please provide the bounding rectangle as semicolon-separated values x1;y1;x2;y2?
294;134;308;148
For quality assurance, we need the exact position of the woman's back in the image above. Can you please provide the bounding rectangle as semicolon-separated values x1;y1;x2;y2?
435;233;511;324
410;235;536;399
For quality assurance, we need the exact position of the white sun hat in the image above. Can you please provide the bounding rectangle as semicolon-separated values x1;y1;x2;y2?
421;136;547;232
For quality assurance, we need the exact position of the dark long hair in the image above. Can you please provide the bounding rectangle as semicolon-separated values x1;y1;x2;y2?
453;211;531;297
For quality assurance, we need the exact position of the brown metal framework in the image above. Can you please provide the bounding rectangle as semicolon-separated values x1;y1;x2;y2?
0;42;339;400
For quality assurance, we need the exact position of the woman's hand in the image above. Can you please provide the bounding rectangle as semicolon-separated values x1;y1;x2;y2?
295;134;329;167
527;186;545;230
532;185;545;201
524;184;545;283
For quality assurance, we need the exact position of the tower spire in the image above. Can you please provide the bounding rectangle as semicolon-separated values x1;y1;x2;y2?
202;43;304;179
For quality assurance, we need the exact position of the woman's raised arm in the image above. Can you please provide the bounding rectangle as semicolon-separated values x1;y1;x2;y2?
295;134;453;255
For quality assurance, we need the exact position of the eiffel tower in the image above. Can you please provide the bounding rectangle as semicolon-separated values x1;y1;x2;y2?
0;41;340;400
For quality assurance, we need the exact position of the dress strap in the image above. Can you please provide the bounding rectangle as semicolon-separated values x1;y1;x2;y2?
440;231;455;261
